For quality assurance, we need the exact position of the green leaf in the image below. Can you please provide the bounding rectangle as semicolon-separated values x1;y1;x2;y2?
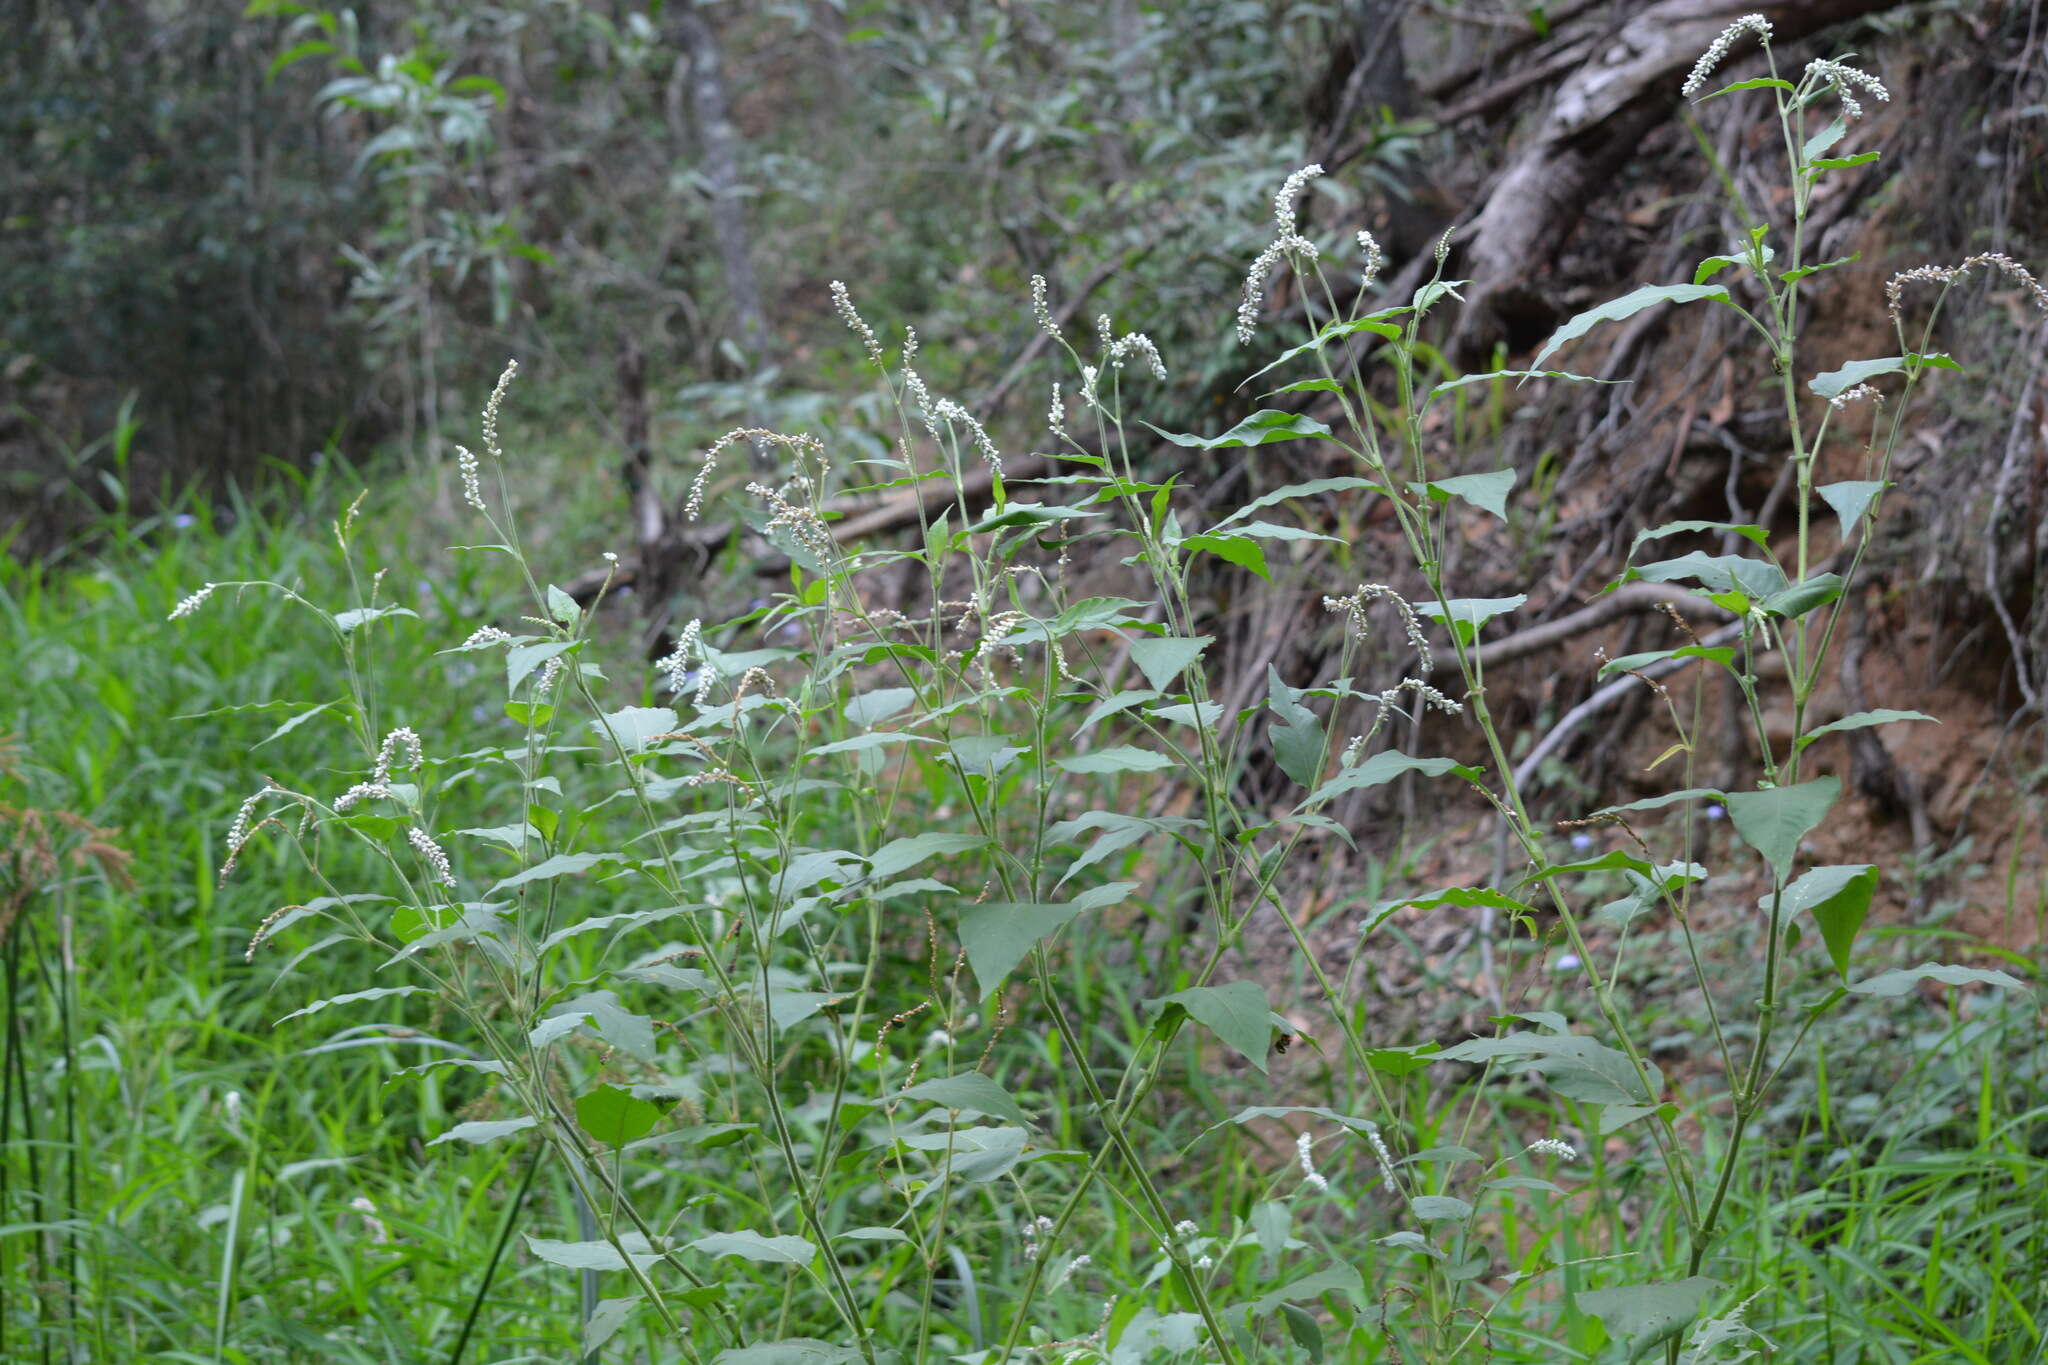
274;985;426;1025
1817;481;1889;535
966;502;1100;532
687;1230;817;1265
1425;370;1617;402
545;584;580;625
1156;980;1275;1074
1701;76;1796;100
1531;284;1731;370
1628;520;1771;558
583;1297;641;1356
1724;777;1838;880
1248;1264;1365;1315
1802;116;1849;163
1810;356;1905;399
427;1117;538;1147
1129;635;1212;692
1304;751;1478;807
331;605;419;634
1409;1195;1473;1221
1212;477;1382;530
1628;552;1787;597
1277;1303;1325;1363
1772;865;1878;979
709;1341;861;1365
575;1085;662;1146
957;883;1132;997
865;832;987;881
526;1233;665;1272
1436;1030;1656;1106
897;1072;1033;1126
1182;533;1269;578
1421;469;1516;521
1847;963;2029;996
1577;1278;1722;1362
490;851;617;894
1416;594;1525;646
1597;646;1736;680
844;687;916;727
591;706;676;753
1808;151;1880;172
507;639;575;691
1760;573;1842;620
1056;746;1176;775
1364;1042;1442;1076
1144;409;1332;450
1795;708;1937;753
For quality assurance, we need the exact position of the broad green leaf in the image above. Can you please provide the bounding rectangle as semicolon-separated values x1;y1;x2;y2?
427;1116;537;1147
1364;886;1536;932
526;1233;665;1272
1267;666;1325;790
1517;849;1656;884
1417;594;1525;646
591;706;676;753
1702;76;1796;100
835;1227;910;1243
1056;746;1176;775
1809;151;1879;172
1628;520;1770;557
1304;751;1478;807
1240;308;1413;385
1724;777;1838;880
490;851;616;894
1364;1042;1442;1076
1802;115;1848;163
1436;1030;1656;1106
1221;519;1344;544
331;605;419;634
1156;980;1275;1074
1771;864;1878;978
1795;708;1937;752
1278;1303;1324;1362
1421;469;1516;521
1145;409;1332;449
1597;646;1736;680
575;1085;662;1146
1629;552;1787;597
1532;284;1731;370
710;1342;861;1365
1212;477;1382;530
687;1230;816;1265
967;502;1099;532
1129;635;1212;692
1183;533;1269;578
583;1297;640;1355
1584;788;1722;817
1577;1278;1723;1362
1409;1195;1473;1221
1847;962;2029;996
897;1072;1033;1126
1809;351;1962;399
957;883;1133;997
1817;481;1889;534
843;687;916;727
506;639;575;691
545;584;580;625
1760;573;1842;620
811;731;937;755
1248;1264;1365;1315
865;832;987;881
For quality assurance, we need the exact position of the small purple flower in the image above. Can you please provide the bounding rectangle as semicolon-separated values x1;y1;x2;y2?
1570;832;1594;851
1705;804;1725;821
172;513;196;529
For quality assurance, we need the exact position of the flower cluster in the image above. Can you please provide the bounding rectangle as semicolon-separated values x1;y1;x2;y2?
455;444;485;512
1030;274;1057;336
1237;164;1325;345
482;358;517;461
830;280;885;366
1804;57;1888;120
1322;583;1435;674
169;583;218;621
371;727;423;785
1297;1130;1330;1193
1886;252;2048;326
1680;14;1773;99
406;825;455;888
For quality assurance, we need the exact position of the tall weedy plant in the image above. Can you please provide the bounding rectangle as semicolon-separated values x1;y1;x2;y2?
178;17;2039;1362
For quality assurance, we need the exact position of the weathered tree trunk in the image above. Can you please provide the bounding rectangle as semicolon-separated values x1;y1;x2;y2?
671;0;768;368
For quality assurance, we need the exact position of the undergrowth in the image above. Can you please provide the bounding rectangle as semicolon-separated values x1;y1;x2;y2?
6;18;2044;1365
